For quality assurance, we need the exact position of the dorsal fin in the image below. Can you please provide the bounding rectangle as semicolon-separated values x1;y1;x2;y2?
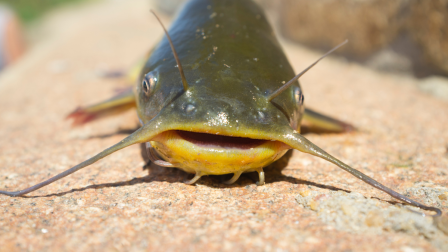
151;10;189;91
267;40;348;101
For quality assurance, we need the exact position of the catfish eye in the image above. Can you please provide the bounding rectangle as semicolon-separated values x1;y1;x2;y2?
293;86;304;106
142;72;157;97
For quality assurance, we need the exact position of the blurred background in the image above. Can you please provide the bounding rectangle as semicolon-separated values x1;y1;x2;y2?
0;0;447;99
0;0;89;70
153;0;448;78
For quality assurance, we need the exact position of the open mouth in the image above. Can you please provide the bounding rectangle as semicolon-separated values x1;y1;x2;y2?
150;130;288;175
176;130;268;149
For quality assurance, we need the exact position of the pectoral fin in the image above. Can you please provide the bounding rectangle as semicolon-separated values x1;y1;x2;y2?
301;108;355;133
67;87;136;126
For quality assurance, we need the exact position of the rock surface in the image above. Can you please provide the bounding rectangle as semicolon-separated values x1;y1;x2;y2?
0;0;447;251
418;76;448;102
279;0;407;58
279;0;448;77
408;0;448;75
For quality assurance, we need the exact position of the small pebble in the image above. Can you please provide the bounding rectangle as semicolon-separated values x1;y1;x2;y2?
365;210;384;227
309;200;318;211
299;190;310;197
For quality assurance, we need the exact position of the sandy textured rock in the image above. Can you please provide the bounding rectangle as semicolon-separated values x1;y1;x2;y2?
0;0;447;251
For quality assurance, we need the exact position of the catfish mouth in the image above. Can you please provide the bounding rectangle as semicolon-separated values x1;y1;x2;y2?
176;130;268;149
150;130;288;175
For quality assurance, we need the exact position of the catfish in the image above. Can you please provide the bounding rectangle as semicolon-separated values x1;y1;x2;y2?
0;0;441;217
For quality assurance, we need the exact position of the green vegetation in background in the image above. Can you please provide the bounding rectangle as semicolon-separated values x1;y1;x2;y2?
0;0;91;23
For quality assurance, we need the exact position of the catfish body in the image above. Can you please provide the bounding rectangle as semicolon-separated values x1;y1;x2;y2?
137;0;302;178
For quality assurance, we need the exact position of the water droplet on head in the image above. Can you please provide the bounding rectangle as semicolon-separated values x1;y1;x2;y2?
184;104;196;114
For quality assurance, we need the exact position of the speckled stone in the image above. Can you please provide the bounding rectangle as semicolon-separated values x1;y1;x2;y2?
0;0;447;251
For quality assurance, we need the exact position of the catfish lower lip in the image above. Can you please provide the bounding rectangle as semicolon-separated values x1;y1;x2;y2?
149;130;289;177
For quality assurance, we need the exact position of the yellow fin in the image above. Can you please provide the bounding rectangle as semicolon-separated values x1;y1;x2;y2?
67;87;136;126
301;108;355;133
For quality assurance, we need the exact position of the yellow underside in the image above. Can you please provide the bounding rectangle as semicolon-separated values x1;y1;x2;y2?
151;131;288;175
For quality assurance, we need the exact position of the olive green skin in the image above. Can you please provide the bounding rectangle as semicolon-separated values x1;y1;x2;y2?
136;0;303;140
